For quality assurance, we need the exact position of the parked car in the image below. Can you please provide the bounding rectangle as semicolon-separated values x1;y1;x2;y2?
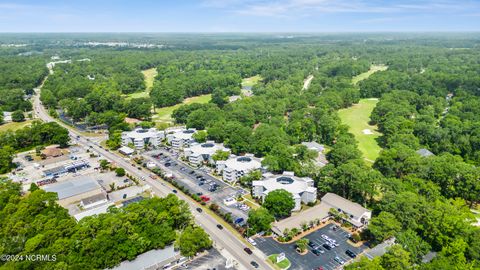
311;249;322;256
308;242;318;249
247;237;256;246
322;243;332;250
243;247;252;255
346;250;357;258
334;256;345;265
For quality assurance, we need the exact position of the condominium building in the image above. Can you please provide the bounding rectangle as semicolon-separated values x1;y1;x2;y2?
166;128;197;149
321;192;372;228
216;154;262;182
252;171;317;211
122;128;164;149
183;141;229;166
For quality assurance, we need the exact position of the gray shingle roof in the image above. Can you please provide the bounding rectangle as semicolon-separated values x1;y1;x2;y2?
321;193;370;218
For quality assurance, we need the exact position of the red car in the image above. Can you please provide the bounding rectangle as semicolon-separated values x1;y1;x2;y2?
200;195;210;202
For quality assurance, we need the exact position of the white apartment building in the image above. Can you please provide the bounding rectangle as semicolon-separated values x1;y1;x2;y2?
216;154;262;182
121;128;164;149
252;171;317;211
321;193;372;228
166;128;197;149
183;141;229;166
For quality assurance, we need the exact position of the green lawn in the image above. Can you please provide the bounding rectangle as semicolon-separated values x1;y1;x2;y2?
142;68;157;91
124;68;157;100
338;99;382;163
352;64;388;85
242;75;262;87
0;120;34;133
152;94;212;124
268;254;291;269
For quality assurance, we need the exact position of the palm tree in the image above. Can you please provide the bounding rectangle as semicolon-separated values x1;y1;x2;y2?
296;238;310;253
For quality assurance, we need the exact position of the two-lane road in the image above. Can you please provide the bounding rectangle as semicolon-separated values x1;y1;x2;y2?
32;86;272;270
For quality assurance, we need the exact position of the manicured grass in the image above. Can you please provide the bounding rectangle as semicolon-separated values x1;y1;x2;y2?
338;99;382;163
352;64;388;85
142;68;157;91
124;68;157;100
0;120;33;133
152;94;212;124
125;91;149;99
268;254;291;269
242;75;262;87
242;194;261;210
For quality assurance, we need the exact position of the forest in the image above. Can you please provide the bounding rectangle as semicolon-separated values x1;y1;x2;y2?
0;181;212;270
0;121;69;173
0;33;479;269
0;56;47;112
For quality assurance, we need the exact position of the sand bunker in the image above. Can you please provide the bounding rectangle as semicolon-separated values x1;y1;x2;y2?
362;129;374;135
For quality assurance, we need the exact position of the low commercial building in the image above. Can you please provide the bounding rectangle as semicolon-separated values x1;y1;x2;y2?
43;175;103;207
118;146;135;156
121;128;164;149
110;245;184;270
41;146;64;158
166;128;197;149
74;202;114;221
252;171;317;211
183;141;229;166
42;159;90;177
80;193;108;209
216;154;262;182
321;193;372;228
42;166;67;178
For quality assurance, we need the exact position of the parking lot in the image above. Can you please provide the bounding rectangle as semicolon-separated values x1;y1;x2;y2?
8;145;100;189
183;248;227;270
255;223;366;270
145;149;249;222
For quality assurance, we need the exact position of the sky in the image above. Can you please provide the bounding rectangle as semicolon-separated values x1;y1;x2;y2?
0;0;478;32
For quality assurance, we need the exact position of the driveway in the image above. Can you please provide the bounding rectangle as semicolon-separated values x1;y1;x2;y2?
256;223;367;270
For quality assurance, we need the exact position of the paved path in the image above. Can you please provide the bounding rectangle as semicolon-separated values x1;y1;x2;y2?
302;75;314;90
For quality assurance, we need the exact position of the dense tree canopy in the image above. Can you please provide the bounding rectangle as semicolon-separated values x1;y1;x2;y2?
0;182;211;269
263;189;296;219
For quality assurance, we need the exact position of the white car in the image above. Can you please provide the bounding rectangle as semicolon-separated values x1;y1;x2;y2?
248;237;257;246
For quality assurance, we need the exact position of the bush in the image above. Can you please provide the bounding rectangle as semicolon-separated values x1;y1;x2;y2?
115;167;126;177
351;233;361;243
11;110;25;122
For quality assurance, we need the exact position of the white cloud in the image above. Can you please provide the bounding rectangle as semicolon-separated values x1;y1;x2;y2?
212;0;480;18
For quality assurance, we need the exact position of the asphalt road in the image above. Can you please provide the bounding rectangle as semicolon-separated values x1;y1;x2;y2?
33;80;272;270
